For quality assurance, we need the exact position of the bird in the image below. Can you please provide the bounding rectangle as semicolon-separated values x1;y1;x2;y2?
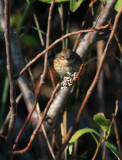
53;49;82;78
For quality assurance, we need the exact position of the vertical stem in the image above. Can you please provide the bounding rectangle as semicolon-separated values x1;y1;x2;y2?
58;3;65;49
44;0;55;77
113;116;122;160
92;139;102;160
4;0;16;158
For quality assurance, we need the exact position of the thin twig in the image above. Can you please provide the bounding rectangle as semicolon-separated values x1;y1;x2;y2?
37;107;55;159
62;111;67;159
48;67;56;89
13;88;39;150
89;0;97;7
13;0;55;150
0;94;22;136
42;0;55;90
58;3;65;49
12;62;84;154
41;123;56;159
12;83;60;154
113;101;122;160
76;0;117;58
109;20;122;54
92;139;102;160
36;0;55;158
102;141;107;160
4;0;16;159
33;8;44;46
73;0;97;51
45;0;55;90
18;24;109;77
0;111;10;138
55;7;122;160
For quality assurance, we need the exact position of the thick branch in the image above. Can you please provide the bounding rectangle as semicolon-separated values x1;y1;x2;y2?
55;7;122;159
76;0;117;59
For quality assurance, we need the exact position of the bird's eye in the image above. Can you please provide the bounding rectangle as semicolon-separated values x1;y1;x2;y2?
61;55;65;59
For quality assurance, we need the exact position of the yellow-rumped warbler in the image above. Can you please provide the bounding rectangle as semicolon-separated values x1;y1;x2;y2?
54;49;82;78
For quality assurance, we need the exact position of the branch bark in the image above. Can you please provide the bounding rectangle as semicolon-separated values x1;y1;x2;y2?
55;6;122;159
4;0;16;159
46;0;117;133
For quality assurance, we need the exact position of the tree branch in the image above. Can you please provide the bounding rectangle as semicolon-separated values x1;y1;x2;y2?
4;0;16;159
55;7;122;159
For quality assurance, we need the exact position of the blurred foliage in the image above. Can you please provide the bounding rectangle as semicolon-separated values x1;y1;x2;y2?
22;34;41;50
10;12;23;28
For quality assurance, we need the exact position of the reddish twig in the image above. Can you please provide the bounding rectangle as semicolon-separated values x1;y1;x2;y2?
73;0;97;51
47;0;56;90
55;7;122;160
13;88;39;150
12;83;60;154
13;0;55;150
109;21;122;54
48;67;56;89
18;24;109;77
89;0;97;7
13;0;55;151
76;0;117;58
4;0;16;158
4;0;16;159
112;101;122;160
72;64;84;83
92;139;103;160
102;141;107;160
36;0;55;157
42;0;55;90
12;62;84;154
102;100;120;160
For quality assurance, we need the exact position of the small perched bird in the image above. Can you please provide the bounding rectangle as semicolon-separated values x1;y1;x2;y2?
54;49;82;78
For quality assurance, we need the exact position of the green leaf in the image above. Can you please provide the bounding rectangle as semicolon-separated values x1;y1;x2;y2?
39;0;69;3
70;0;84;12
69;128;101;154
107;141;120;160
115;0;122;12
93;113;110;132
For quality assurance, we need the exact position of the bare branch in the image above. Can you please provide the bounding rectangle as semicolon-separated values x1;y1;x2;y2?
76;0;117;59
4;0;16;158
55;6;122;160
18;24;109;77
